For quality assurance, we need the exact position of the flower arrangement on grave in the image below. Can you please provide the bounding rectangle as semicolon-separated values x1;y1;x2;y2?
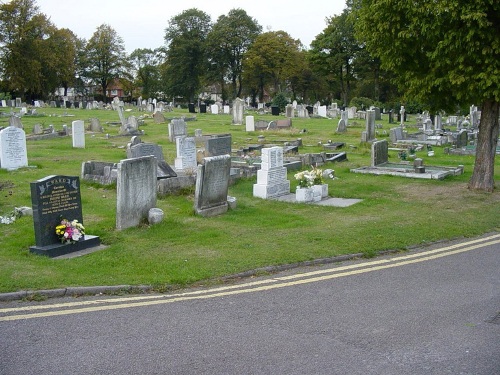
294;167;325;188
55;219;85;244
294;170;315;188
311;167;324;185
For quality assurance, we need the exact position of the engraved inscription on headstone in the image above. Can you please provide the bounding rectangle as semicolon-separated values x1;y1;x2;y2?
30;175;83;248
0;126;28;170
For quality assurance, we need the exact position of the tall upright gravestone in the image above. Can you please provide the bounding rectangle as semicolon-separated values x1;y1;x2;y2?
30;175;100;257
0;125;28;170
194;155;231;217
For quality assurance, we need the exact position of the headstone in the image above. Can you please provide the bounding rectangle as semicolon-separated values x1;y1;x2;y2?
399;106;406;126
285;104;294;118
32;123;43;135
153;111;166;124
29;175;100;257
199;103;207;113
194;155;231;217
271;106;280;116
336;119;347;133
434;114;442;131
341;110;349;127
388;110;394;124
390;127;403;143
72;120;85;148
88;118;103;132
276;119;292;129
0;126;28;170
318;105;327;118
371;140;388;166
204;134;231;157
253;146;291;199
223;105;230;114
348;107;357;119
116;156;157;230
255;120;269;130
168;118;187;142
1;100;6;107
127;139;176;179
373;107;381;120
174;136;197;171
8;116;23;129
232;97;244;125
188;103;196;113
210;104;219;114
245;116;255;132
361;110;376;142
456;130;468;148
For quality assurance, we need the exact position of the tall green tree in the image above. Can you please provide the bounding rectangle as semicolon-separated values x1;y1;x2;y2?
242;31;303;102
0;0;56;100
163;8;211;103
206;9;262;101
310;10;360;106
354;0;500;191
129;48;163;99
85;24;128;102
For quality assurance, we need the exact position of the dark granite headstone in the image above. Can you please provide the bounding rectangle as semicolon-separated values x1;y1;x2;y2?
199;104;207;113
205;134;232;157
188;103;196;113
271;106;280;116
30;175;100;257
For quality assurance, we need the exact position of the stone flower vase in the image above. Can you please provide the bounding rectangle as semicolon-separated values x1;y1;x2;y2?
296;187;314;202
312;184;328;199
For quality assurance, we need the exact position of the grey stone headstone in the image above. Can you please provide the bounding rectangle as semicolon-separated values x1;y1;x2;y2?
168;119;187;142
8;116;23;129
32;123;43;135
204;134;231;157
153;111;166;124
175;136;197;171
232;97;244;125
336;119;347;133
194;154;231;217
116;156;157;230
253;146;290;199
254;120;269;130
88;118;103;132
371;140;388;166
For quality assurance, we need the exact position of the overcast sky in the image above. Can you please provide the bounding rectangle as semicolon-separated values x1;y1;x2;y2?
34;0;347;53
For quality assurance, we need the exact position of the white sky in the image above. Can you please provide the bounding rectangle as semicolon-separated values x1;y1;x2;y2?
34;0;347;53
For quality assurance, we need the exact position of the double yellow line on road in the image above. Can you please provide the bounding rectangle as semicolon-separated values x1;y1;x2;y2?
1;234;499;322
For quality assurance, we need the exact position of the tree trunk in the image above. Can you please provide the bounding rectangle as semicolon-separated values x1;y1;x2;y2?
468;99;500;192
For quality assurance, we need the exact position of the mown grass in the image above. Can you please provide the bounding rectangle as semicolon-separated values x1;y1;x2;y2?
0;106;499;293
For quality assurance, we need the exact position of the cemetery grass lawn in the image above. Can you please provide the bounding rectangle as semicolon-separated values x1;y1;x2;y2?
1;108;500;293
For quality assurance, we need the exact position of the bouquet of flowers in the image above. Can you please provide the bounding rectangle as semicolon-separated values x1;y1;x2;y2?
294;170;315;188
55;219;85;244
294;167;324;188
311;167;324;185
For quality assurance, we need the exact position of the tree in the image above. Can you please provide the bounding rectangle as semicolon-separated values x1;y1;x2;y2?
354;0;500;191
310;10;360;106
206;9;262;101
129;48;163;99
0;0;56;100
85;24;128;102
163;9;211;103
242;31;303;101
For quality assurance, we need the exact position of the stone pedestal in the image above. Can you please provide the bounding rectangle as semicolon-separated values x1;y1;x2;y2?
296;187;313;202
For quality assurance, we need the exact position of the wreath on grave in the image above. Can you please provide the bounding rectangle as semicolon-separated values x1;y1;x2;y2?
55;218;85;244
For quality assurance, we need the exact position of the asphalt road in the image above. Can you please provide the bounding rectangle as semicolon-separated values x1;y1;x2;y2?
1;234;499;374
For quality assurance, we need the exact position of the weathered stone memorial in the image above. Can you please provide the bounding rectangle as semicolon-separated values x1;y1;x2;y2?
253;146;291;199
168;118;188;142
29;175;100;257
245;116;255;132
232;97;244;125
204;134;232;157
116;156;157;230
126;137;176;179
72;120;85;148
194;155;231;217
175;136;197;171
0;125;28;170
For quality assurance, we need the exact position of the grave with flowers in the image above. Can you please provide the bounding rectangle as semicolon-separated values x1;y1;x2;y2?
29;175;100;257
294;167;329;203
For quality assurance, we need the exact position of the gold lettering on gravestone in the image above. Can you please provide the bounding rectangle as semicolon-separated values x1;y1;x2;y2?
41;185;79;216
